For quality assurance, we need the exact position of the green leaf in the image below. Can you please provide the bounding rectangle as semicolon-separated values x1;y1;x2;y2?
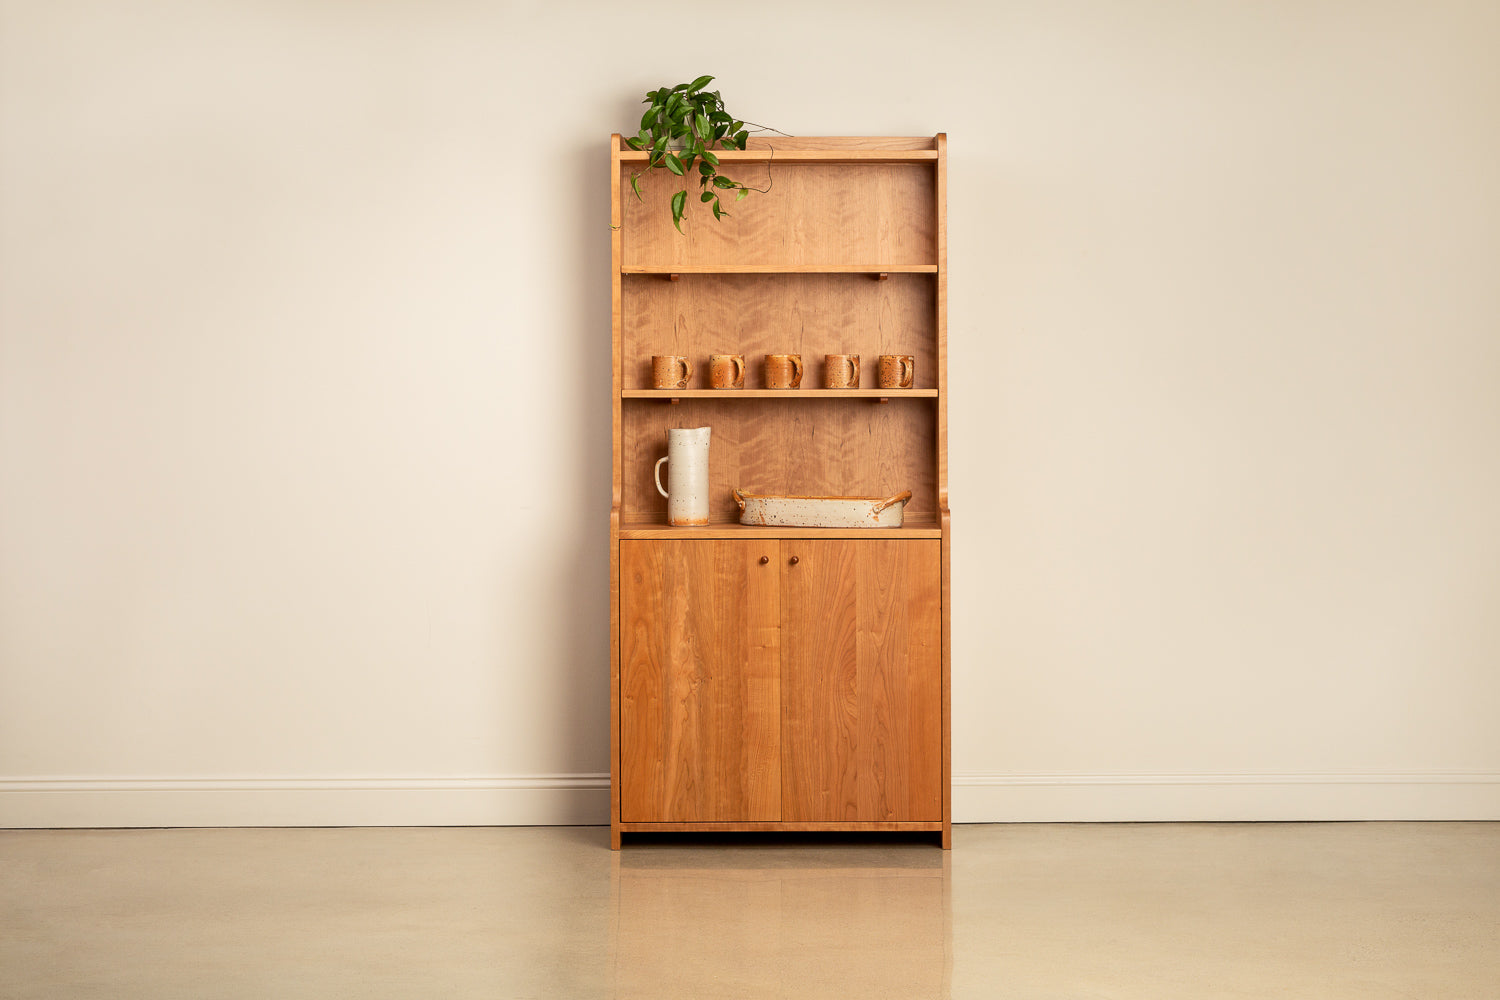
699;161;714;176
712;175;734;189
639;108;656;131
626;136;644;150
700;173;710;186
736;187;749;201
701;191;714;203
652;136;668;157
670;190;687;233
681;153;696;172
701;149;719;167
710;110;730;124
688;74;714;93
630;173;643;201
695;114;710;138
664;152;684;176
735;129;749;147
712;200;724;220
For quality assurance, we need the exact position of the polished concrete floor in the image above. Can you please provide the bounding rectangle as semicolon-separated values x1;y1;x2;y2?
2;822;1497;999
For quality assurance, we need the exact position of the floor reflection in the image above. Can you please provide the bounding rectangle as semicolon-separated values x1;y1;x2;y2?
609;835;951;999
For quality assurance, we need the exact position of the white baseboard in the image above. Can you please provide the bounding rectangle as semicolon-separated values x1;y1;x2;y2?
0;775;611;829
952;770;1500;822
4;771;1496;828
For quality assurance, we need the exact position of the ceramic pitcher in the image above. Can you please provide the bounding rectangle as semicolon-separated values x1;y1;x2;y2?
654;426;711;526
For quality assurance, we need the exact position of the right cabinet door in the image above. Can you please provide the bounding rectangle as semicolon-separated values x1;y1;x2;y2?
779;539;943;822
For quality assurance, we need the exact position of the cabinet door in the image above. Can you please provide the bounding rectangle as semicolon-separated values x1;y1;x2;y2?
620;539;781;822
780;540;942;822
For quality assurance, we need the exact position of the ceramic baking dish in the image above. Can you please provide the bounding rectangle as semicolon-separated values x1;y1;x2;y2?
732;489;912;528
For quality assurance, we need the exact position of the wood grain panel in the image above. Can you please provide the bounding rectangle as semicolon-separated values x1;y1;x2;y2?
781;540;942;822
622;163;936;268
621;398;936;523
620;540;780;822
621;273;936;390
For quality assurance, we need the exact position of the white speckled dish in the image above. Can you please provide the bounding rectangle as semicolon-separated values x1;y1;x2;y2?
732;489;912;528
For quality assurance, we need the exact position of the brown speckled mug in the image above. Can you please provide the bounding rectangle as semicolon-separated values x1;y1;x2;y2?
823;354;860;389
764;354;803;389
877;354;915;389
651;355;693;389
709;354;745;389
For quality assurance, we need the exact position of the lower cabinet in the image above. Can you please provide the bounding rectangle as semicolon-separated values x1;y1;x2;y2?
619;538;942;826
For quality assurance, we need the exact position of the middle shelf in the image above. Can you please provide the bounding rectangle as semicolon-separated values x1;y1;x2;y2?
622;388;937;400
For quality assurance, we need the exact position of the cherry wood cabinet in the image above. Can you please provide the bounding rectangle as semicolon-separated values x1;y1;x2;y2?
610;135;950;847
620;538;941;829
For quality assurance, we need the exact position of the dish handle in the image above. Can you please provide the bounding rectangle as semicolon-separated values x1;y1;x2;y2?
732;488;747;511
872;490;913;513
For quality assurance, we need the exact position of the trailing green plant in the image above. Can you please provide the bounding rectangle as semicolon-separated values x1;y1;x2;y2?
626;76;760;233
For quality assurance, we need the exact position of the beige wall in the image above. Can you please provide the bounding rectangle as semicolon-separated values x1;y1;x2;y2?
2;0;1496;826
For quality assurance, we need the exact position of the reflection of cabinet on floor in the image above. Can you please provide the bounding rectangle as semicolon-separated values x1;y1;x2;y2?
619;538;941;827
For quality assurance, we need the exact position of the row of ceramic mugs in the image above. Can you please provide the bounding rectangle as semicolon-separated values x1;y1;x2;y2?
652;353;916;390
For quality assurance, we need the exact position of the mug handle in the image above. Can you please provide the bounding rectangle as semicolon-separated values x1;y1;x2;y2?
731;356;745;387
654;456;670;498
901;356;914;388
848;356;860;387
790;355;803;387
677;358;693;388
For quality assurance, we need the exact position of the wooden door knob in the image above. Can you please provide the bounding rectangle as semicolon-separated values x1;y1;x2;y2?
788;556;800;565
759;555;769;564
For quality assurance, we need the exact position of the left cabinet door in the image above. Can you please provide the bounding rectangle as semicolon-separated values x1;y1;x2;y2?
619;539;782;823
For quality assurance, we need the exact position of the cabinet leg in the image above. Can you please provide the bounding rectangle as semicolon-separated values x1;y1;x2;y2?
610;824;622;850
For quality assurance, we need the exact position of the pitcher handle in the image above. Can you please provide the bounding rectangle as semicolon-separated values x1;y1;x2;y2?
655;457;670;498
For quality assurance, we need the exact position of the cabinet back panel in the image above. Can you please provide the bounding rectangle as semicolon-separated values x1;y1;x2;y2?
622;398;936;522
621;273;936;390
621;164;936;267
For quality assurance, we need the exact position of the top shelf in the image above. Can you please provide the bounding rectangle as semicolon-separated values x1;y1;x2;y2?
618;149;937;165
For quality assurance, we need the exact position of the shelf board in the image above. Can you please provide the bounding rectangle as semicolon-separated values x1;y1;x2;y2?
618;514;941;540
618;149;937;165
622;264;936;276
622;388;937;401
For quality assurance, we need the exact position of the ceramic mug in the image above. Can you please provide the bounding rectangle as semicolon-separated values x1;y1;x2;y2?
709;354;745;389
652;355;693;389
764;354;803;389
877;354;915;389
823;354;860;389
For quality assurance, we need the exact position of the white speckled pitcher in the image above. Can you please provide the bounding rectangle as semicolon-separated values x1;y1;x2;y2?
654;426;711;526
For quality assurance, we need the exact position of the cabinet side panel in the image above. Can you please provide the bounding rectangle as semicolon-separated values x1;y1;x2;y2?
620;540;780;822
